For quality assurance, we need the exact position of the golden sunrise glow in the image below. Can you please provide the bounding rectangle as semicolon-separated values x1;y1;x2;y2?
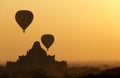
1;0;120;64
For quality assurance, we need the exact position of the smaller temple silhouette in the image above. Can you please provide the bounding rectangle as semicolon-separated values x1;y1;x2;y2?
7;41;67;77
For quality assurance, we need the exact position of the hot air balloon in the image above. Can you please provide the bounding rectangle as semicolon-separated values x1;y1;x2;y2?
15;10;33;33
41;34;54;51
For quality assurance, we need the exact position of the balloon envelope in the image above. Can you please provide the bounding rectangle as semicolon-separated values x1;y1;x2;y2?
41;34;54;51
15;10;33;33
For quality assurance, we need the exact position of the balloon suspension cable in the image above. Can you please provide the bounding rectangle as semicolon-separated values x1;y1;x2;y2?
23;30;25;33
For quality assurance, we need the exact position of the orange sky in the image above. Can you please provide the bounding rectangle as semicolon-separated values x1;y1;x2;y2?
1;0;120;64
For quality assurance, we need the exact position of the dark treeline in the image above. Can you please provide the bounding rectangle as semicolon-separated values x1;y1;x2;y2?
1;65;120;78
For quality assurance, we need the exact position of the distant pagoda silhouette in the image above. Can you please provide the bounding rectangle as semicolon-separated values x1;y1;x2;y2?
7;41;67;76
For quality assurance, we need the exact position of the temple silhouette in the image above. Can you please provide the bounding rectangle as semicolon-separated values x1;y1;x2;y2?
0;41;120;78
6;41;67;77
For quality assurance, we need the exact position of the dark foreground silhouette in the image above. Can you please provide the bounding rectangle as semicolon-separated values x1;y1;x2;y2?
1;41;120;78
0;41;67;78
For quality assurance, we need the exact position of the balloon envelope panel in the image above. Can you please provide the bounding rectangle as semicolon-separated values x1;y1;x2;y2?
41;34;54;50
15;10;33;32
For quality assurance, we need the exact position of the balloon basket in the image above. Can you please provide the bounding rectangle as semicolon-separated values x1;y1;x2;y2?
47;48;49;51
23;30;25;33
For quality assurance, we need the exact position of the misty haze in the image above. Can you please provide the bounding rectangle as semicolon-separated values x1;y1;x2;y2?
1;0;120;78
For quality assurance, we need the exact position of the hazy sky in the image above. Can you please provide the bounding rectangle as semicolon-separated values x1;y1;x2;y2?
1;0;120;64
